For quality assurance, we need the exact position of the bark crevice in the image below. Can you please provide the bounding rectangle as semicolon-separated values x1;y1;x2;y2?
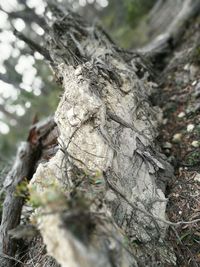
1;1;199;266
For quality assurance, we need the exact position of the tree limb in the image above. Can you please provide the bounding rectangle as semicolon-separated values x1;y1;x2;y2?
0;117;55;267
13;29;52;62
137;0;200;62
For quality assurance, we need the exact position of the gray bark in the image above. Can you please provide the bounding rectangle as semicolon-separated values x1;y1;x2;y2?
2;0;200;266
0;143;38;266
0;117;56;267
138;0;200;61
27;2;174;266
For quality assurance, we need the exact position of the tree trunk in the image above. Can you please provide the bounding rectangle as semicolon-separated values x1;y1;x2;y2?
1;0;200;266
138;0;200;63
27;2;174;266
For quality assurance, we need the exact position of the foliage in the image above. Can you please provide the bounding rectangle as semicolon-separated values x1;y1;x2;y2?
124;0;155;27
15;178;29;198
101;0;156;47
184;150;200;166
28;180;66;209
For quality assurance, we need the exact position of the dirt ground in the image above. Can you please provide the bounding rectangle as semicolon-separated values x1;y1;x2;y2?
157;17;200;267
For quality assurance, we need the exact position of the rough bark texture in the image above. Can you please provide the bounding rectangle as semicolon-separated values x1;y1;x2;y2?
0;142;40;267
0;117;57;267
29;2;174;266
2;0;200;266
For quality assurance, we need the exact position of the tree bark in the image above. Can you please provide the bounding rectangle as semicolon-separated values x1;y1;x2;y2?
2;0;200;266
0;117;57;267
27;2;174;266
138;0;200;63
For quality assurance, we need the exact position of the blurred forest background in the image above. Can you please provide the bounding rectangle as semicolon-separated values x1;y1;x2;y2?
0;0;156;165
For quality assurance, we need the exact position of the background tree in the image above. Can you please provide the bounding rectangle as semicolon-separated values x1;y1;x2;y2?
0;0;157;159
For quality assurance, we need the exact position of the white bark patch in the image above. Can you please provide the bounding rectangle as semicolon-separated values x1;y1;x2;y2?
29;10;175;265
55;64;113;173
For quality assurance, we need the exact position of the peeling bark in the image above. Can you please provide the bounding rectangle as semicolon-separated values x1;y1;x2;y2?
3;1;200;266
28;3;174;266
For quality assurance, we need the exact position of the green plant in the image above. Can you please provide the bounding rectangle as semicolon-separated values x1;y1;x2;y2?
28;181;66;210
15;178;29;198
192;45;200;64
185;150;200;166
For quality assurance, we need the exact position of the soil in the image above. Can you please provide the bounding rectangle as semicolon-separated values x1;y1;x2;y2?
157;17;200;267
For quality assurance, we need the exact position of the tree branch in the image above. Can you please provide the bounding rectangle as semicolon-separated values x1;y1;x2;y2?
0;117;55;267
137;0;200;62
13;29;52;62
8;8;47;31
